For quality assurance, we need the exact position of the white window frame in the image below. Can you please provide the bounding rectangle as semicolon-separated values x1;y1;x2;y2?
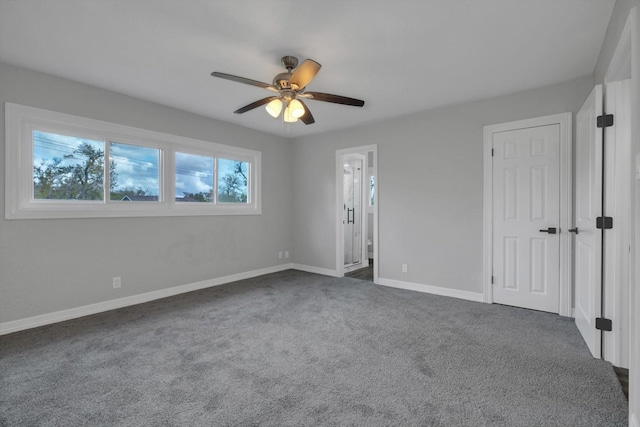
5;102;261;219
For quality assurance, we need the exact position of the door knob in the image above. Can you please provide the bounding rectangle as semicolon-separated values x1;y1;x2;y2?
568;228;579;234
539;227;557;234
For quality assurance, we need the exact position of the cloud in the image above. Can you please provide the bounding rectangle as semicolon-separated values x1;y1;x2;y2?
110;143;160;194
175;174;213;196
175;152;214;195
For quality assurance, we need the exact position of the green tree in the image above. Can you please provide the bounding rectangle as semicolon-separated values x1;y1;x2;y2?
218;161;248;203
181;190;213;202
109;159;118;193
34;158;64;199
218;173;243;202
234;161;247;186
33;142;105;200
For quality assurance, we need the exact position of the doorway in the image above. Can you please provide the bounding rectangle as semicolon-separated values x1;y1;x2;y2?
483;113;573;316
342;154;367;273
336;145;378;282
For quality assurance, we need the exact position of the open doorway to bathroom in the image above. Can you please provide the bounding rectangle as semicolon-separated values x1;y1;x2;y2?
336;145;377;282
343;153;367;273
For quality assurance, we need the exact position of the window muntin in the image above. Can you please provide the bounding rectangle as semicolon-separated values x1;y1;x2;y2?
109;142;160;202
33;131;105;201
217;158;248;203
6;103;261;219
175;152;214;202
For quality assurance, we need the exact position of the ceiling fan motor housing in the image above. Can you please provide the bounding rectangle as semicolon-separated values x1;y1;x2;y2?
273;56;300;90
273;72;291;90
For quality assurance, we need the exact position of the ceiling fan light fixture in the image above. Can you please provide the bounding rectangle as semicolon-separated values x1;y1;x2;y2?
265;98;283;118
289;99;305;118
283;104;298;123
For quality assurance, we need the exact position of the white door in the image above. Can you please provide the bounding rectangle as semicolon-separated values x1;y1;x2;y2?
492;124;561;313
574;85;603;358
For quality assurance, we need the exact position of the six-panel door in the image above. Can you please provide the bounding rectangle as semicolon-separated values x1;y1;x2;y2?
492;124;561;313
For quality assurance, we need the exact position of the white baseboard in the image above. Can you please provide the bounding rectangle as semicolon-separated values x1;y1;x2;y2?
290;263;339;277
377;277;484;303
0;264;293;336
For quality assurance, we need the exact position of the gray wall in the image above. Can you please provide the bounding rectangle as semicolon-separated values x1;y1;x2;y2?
292;77;593;294
0;62;606;324
594;0;640;84
0;61;293;323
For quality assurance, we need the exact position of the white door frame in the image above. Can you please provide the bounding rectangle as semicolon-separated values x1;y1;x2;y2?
602;79;632;368
628;7;639;424
604;7;638;422
483;113;573;316
336;144;378;282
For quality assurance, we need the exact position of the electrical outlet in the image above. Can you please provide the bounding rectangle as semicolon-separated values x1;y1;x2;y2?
278;251;283;259
402;264;408;273
284;250;289;259
113;276;122;289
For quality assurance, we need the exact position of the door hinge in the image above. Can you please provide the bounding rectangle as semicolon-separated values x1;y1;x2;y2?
595;317;613;332
596;114;614;128
596;216;613;229
491;148;494;157
491;276;494;284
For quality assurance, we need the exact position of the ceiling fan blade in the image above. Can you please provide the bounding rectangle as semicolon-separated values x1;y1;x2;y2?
211;72;279;92
289;59;321;90
234;96;279;114
298;100;315;125
305;92;365;107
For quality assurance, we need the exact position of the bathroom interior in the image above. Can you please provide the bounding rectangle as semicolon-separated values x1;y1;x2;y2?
343;151;374;281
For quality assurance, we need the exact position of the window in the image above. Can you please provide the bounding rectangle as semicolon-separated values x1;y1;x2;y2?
175;152;214;203
110;142;160;202
370;175;375;207
33;131;105;201
217;158;248;203
6;103;261;219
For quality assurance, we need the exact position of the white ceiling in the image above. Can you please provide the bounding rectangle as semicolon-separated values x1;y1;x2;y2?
0;0;615;139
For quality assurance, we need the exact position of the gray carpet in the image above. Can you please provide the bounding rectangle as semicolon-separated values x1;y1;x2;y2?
0;270;628;426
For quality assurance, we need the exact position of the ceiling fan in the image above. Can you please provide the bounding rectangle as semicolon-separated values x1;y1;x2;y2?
211;56;365;125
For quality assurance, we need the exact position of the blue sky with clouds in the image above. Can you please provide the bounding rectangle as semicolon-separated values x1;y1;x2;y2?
109;142;159;195
33;130;103;170
175;152;213;197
